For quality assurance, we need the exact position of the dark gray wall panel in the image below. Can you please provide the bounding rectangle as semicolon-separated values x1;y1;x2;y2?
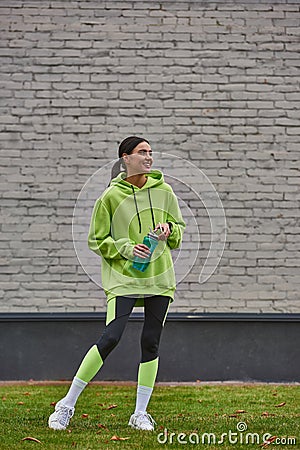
1;314;299;382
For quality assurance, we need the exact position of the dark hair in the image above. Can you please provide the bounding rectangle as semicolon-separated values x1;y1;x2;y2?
110;136;150;180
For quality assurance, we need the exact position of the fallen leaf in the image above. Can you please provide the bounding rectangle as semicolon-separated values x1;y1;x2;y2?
81;414;89;418
236;410;247;413
50;401;56;407
229;414;238;418
21;437;42;444
198;399;202;403
262;411;275;417
261;435;277;448
106;404;117;410
97;423;108;429
23;392;31;396
2;397;7;401
18;402;24;405
275;402;286;408
110;435;130;441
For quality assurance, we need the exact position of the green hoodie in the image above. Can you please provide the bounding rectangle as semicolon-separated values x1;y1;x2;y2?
88;170;185;306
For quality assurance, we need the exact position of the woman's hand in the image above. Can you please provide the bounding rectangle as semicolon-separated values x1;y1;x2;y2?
154;223;171;241
133;244;151;259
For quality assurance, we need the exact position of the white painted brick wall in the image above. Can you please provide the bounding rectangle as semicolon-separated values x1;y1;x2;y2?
0;0;299;313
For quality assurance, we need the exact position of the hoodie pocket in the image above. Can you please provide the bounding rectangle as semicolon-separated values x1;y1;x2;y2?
122;258;150;279
122;259;134;277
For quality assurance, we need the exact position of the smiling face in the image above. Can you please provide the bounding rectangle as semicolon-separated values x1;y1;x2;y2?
122;141;153;177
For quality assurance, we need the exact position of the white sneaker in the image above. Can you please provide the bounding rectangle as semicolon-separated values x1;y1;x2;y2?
48;400;75;430
128;411;156;431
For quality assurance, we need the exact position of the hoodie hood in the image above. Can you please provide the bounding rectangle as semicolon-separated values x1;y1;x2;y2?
110;169;164;191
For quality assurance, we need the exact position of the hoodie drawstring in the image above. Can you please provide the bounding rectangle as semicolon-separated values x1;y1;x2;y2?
147;188;156;230
131;186;156;234
131;185;142;234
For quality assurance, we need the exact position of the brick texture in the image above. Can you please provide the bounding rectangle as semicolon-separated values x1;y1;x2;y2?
0;0;299;313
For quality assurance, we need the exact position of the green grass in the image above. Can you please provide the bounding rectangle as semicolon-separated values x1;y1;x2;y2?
0;383;299;449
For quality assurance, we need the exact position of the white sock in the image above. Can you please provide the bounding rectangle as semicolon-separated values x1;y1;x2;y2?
62;377;88;408
134;385;153;414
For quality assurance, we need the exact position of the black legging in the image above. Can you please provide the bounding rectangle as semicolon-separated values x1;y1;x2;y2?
96;296;170;363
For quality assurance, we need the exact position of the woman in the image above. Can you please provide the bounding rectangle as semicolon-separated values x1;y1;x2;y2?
48;136;185;431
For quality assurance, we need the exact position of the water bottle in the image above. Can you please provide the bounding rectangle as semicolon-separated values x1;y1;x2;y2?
132;228;159;272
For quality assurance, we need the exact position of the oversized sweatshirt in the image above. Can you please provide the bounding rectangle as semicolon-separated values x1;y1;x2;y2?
88;170;185;306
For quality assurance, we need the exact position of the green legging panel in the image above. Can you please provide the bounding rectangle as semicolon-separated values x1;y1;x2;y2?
138;357;159;388
75;345;103;383
106;297;116;326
